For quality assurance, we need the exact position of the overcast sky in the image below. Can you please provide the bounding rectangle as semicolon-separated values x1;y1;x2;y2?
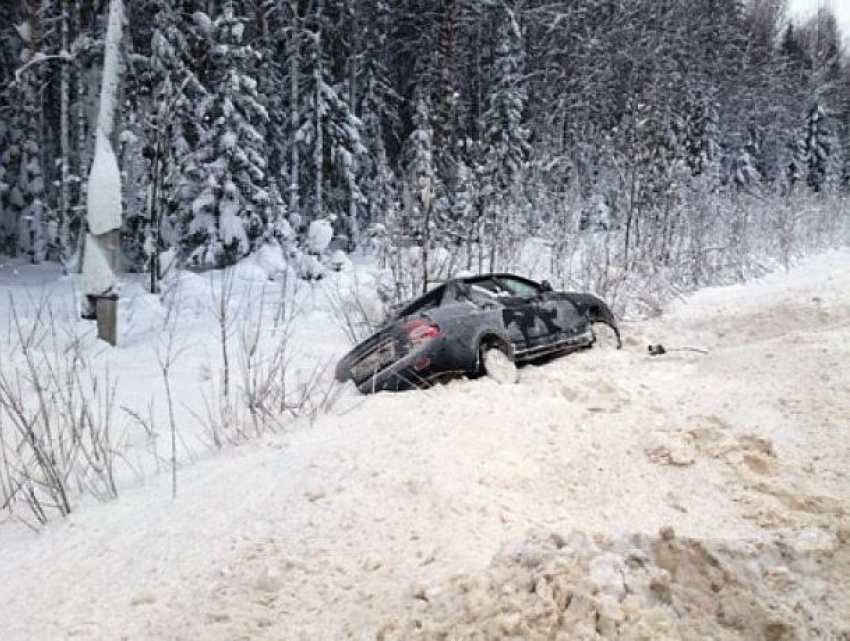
787;0;850;43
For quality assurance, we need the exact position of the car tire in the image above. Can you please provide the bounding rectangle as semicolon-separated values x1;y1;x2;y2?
481;345;519;385
591;323;620;349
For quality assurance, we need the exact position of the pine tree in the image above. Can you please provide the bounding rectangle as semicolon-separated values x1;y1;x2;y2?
785;132;807;193
733;127;762;192
292;0;365;247
255;0;291;243
403;89;435;293
182;1;271;269
360;66;397;243
136;1;209;285
13;1;48;262
0;114;10;253
479;2;529;271
684;93;720;180
805;103;830;193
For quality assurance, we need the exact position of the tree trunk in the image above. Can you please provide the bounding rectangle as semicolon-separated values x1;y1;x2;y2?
82;0;124;347
313;0;324;220
75;1;90;266
58;0;71;262
24;0;43;262
421;199;431;294
347;0;359;249
435;0;456;154
288;3;300;225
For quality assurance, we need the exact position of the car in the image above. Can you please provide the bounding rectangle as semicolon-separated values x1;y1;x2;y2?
335;273;621;394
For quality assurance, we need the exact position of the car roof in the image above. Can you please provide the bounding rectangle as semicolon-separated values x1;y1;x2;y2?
455;273;540;286
393;274;541;320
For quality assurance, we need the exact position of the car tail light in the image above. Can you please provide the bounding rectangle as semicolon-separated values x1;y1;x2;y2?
405;319;442;344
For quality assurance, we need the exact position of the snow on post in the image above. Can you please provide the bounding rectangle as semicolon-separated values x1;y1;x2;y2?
82;0;124;345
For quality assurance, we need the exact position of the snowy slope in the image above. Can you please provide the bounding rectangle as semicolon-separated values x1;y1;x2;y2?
1;251;849;639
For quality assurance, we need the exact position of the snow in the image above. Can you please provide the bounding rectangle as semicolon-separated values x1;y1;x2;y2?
191;186;216;218
85;133;122;236
221;130;238;150
81;233;116;296
330;249;352;272
81;0;123;298
93;0;124;142
308;218;333;253
253;243;288;277
219;182;248;252
297;252;324;280
192;11;214;37
14;22;30;43
1;250;849;638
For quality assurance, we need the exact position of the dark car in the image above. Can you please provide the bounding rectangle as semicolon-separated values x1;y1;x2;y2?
335;274;621;393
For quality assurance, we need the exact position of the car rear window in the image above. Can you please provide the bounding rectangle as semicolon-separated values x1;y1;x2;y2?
395;286;444;319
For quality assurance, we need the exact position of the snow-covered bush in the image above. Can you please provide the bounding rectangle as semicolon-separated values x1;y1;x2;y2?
308;218;334;255
298;253;325;281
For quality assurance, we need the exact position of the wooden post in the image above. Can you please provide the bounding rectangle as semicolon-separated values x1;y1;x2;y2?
96;294;118;346
96;229;120;346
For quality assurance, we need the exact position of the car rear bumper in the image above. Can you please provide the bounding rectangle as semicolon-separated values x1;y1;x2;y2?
352;338;468;394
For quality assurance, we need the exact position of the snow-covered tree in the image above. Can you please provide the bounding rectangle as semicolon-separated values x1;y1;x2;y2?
732;127;762;193
12;2;48;262
81;0;124;344
291;0;366;249
479;3;530;271
0;0;848;283
133;2;210;285
181;1;271;269
784;132;807;193
805;103;830;193
684;93;720;180
360;68;398;244
403;89;435;293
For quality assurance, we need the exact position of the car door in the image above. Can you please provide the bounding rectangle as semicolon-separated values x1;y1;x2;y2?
492;277;549;350
498;276;582;350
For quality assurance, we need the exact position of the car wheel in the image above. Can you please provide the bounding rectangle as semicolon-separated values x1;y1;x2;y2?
591;323;621;349
481;345;519;385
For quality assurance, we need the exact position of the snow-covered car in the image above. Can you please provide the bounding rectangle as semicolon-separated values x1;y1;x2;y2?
335;274;621;393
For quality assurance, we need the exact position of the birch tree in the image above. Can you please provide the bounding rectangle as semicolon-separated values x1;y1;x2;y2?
81;0;124;346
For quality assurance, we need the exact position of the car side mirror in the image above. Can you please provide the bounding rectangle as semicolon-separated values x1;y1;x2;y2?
540;280;554;293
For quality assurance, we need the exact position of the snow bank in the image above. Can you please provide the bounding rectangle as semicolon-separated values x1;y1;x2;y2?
1;250;849;640
383;528;849;640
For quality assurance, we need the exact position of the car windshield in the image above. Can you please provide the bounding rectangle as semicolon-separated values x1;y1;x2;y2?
469;278;504;296
497;276;540;299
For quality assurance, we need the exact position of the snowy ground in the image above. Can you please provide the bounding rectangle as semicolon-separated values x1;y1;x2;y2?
1;251;849;639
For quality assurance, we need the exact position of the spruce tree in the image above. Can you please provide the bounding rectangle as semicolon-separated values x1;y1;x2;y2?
403;89;435;292
183;1;271;268
805;103;830;193
479;2;529;271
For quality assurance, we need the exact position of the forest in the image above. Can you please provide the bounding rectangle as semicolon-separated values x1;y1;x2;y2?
1;0;849;302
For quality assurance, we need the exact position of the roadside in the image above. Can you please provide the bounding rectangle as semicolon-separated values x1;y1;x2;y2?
0;251;848;639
